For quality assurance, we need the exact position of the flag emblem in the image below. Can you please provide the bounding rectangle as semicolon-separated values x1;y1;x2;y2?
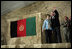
19;25;24;31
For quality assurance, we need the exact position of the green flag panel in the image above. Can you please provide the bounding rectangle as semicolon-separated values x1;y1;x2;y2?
26;17;36;36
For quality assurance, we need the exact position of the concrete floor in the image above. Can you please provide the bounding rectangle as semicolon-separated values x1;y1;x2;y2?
1;43;71;48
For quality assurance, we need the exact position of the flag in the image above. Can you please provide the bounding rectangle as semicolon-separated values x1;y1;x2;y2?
10;17;36;38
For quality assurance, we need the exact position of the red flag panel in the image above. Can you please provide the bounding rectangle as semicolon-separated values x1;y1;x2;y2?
17;19;26;37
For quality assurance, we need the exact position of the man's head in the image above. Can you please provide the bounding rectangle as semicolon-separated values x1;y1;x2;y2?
69;16;71;21
50;11;55;16
65;16;69;21
46;14;51;19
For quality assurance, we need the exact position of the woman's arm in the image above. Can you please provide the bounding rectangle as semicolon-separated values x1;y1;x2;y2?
42;20;46;32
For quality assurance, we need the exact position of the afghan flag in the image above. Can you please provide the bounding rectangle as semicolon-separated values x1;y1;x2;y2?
10;17;36;38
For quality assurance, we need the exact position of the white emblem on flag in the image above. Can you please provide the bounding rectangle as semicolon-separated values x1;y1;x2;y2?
19;25;24;31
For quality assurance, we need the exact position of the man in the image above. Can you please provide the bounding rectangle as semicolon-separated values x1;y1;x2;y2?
51;7;62;43
42;14;53;43
62;16;70;42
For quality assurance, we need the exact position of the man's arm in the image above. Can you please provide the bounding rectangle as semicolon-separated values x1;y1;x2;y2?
54;10;59;17
53;7;59;18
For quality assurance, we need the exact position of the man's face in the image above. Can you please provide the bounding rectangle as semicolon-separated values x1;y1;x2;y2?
65;16;68;22
50;12;55;16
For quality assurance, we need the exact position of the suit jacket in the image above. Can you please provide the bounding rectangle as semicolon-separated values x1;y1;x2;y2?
51;10;60;28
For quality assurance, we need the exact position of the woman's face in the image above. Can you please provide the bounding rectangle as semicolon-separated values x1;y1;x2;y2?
47;16;50;19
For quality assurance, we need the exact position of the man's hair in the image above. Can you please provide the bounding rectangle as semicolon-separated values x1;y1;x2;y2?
46;14;51;17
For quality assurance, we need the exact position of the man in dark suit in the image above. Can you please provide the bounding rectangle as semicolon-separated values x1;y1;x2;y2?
51;7;62;43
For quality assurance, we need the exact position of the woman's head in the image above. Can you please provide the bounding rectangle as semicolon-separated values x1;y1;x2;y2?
46;14;51;19
69;16;71;21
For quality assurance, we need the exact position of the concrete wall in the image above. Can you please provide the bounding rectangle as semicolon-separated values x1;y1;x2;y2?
1;1;37;16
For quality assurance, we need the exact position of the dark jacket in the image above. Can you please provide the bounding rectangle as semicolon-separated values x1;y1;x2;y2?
51;10;60;28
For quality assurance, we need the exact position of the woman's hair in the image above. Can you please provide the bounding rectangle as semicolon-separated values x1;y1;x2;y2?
46;14;51;17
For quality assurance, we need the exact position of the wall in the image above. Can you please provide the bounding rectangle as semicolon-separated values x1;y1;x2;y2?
1;1;37;16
